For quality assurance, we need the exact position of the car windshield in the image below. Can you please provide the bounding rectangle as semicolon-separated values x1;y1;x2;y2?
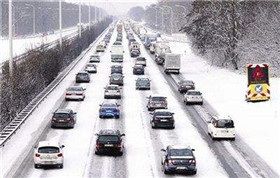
154;111;172;116
107;86;118;90
182;81;193;85
170;149;193;156
112;74;122;78
102;103;116;108
138;78;149;83
152;97;166;101
188;91;201;95
135;65;143;69
87;64;95;67
54;113;70;118
216;119;234;128
137;58;145;61
38;146;59;153
77;73;88;76
67;87;83;91
112;66;122;69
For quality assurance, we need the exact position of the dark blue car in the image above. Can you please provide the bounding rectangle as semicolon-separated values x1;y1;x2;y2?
99;102;120;118
161;145;197;175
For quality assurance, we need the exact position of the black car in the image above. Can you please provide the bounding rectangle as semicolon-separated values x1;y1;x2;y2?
178;80;195;93
161;145;197;175
95;129;125;156
150;110;175;129
133;65;144;75
51;109;76;128
130;49;140;57
111;65;123;74
76;71;90;83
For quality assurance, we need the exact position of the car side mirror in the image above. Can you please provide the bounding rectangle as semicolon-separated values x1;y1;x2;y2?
83;88;86;90
61;145;65;148
110;51;112;52
95;133;99;136
192;149;195;151
121;133;125;137
149;112;153;115
160;149;166;152
171;113;174;115
99;104;102;106
117;104;121;106
74;112;77;115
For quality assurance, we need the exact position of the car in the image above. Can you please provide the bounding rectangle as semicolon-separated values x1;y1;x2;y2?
183;90;203;105
99;102;120;118
136;77;150;90
146;95;168;111
76;71;90;83
133;65;145;75
89;54;100;63
104;85;121;99
95;129;125;156
207;115;235;140
111;64;123;74
109;73;124;86
34;141;65;169
135;57;146;66
96;43;105;52
85;63;97;73
116;36;122;42
130;49;140;57
150;110;175;129
51;109;77;128
161;145;197;175
178;80;195;93
65;86;85;101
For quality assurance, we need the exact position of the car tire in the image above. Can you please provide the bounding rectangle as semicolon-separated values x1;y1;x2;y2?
118;152;123;156
115;116;120;119
151;123;155;129
99;115;102;118
34;164;39;169
65;98;68;101
192;170;197;175
147;107;151;111
231;138;236;141
95;151;99;155
59;164;63;169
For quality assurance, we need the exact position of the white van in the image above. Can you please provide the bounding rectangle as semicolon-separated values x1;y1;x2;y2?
207;115;235;140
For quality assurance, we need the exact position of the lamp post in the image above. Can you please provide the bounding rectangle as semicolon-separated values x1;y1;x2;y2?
59;0;62;48
9;0;13;76
163;5;173;34
88;2;91;30
25;4;36;35
78;1;81;38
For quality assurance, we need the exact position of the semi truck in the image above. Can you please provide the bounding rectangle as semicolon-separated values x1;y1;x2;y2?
164;53;181;74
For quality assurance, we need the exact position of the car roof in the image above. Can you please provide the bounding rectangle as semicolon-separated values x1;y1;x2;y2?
187;90;201;93
77;71;89;74
134;65;143;68
99;129;120;135
154;109;172;113
55;108;72;114
107;84;119;87
214;115;232;120
38;141;60;148
150;94;166;98
181;79;193;83
67;86;83;89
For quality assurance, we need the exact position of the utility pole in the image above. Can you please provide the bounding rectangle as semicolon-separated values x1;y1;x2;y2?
79;1;81;38
59;0;62;48
9;0;13;76
88;2;91;30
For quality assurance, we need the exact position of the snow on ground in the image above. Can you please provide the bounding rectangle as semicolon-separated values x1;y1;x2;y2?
169;41;280;174
0;26;77;63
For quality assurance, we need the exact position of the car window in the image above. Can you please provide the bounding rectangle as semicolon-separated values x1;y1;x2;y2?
170;149;193;156
38;146;59;153
67;87;83;91
98;136;119;142
54;113;70;118
107;86;118;90
78;73;88;76
154;111;172;116
102;103;116;108
137;58;145;61
188;91;201;95
182;81;193;85
151;97;166;101
216;119;234;128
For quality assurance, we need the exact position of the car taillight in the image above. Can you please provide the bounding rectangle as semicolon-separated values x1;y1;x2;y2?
66;92;71;95
57;153;63;157
189;159;196;165
66;118;72;122
117;143;122;148
35;153;40;157
154;117;159;121
168;160;174;165
52;117;56;121
100;109;105;112
96;142;101;148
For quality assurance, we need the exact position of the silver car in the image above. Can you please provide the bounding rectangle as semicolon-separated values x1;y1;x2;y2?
104;85;121;99
109;73;124;86
146;95;168;111
65;86;86;101
136;77;150;90
183;90;203;105
85;63;97;73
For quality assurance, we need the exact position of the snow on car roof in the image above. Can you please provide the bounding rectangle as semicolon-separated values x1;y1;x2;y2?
169;145;193;150
38;141;60;148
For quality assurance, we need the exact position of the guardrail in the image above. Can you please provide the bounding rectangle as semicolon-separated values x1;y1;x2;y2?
0;24;110;147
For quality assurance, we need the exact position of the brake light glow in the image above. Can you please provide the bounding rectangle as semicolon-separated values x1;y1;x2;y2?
52;118;57;121
168;160;174;165
66;92;71;95
189;159;196;164
35;153;40;157
96;142;101;148
117;143;122;148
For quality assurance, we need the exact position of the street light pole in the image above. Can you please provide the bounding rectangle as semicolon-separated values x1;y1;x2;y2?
163;5;173;34
78;1;81;38
25;4;35;35
59;0;62;48
9;0;13;76
88;2;91;30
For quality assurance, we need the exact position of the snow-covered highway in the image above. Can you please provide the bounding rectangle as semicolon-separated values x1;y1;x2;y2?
1;21;279;178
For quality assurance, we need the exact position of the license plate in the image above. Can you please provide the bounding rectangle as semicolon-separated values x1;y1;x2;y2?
221;130;228;133
59;120;64;122
104;144;114;147
156;104;161;107
176;167;187;170
161;119;168;122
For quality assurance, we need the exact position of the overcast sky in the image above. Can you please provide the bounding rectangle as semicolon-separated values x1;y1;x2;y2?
65;0;157;16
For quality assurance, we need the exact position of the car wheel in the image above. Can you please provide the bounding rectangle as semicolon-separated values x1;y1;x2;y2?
59;164;63;169
65;98;68;101
151;122;155;129
115;115;120;119
231;138;236;141
95;151;99;155
192;170;197;175
118;151;123;156
34;164;39;169
99;115;102;118
82;97;85;101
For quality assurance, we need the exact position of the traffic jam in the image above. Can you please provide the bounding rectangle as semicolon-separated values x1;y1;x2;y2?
2;19;274;178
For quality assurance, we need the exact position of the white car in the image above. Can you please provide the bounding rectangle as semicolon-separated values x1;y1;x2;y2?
85;63;97;73
65;86;86;101
183;90;203;105
34;141;65;168
207;115;235;140
89;54;100;63
104;85;121;99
